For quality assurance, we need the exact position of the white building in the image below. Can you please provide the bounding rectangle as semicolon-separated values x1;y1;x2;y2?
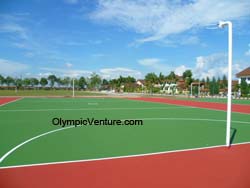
236;67;250;84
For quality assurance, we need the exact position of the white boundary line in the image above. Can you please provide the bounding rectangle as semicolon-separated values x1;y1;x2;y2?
0;117;250;169
0;106;193;112
0;97;23;107
1;141;250;170
0;126;73;164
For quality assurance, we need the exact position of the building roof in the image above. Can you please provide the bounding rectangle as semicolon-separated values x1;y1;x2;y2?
236;67;250;77
176;75;184;81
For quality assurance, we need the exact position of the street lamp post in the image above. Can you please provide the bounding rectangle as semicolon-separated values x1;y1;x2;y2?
218;21;233;147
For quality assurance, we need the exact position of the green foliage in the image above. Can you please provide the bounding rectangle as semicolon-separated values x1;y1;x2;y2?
108;76;136;92
182;70;192;79
22;78;31;87
30;78;39;87
56;77;63;87
193;86;199;95
47;75;57;87
158;72;165;84
205;77;210;89
151;87;161;93
40;78;48;87
102;79;109;85
167;71;177;83
14;78;23;88
222;74;227;89
0;75;5;85
78;77;87;89
5;76;15;86
240;79;249;97
72;79;79;88
145;73;158;92
182;70;193;87
89;73;101;90
209;77;219;95
62;77;71;87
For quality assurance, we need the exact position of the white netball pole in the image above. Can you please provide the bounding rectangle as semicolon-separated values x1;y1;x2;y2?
72;78;75;97
218;21;232;147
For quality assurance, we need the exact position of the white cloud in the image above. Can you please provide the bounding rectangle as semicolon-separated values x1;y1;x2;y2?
193;53;247;79
99;67;142;79
40;67;92;78
91;0;250;43
138;58;160;66
0;23;28;39
65;63;73;68
0;59;30;75
174;65;189;76
138;58;171;73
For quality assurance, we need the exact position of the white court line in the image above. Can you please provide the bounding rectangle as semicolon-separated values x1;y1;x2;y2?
0;97;23;107
0;106;193;112
1;141;250;170
0;117;250;169
0;126;74;163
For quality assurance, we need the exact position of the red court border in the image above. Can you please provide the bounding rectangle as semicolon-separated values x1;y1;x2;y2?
0;144;249;188
127;97;250;114
0;97;21;106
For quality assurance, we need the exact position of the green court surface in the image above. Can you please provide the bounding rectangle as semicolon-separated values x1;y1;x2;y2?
0;97;250;168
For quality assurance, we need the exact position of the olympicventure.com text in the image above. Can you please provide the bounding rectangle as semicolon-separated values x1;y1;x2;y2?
52;117;143;127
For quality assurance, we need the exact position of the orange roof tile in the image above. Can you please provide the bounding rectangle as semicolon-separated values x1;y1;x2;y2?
236;67;250;77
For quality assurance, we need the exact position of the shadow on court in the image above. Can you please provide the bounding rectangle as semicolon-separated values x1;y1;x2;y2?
230;127;237;145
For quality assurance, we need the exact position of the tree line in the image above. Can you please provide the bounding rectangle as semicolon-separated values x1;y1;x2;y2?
0;73;102;90
0;70;249;96
0;70;192;91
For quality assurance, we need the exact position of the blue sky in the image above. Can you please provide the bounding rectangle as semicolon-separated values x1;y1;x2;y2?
0;0;250;79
